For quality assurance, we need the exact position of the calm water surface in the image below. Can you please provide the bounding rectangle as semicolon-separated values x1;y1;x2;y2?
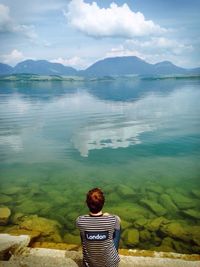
0;77;200;251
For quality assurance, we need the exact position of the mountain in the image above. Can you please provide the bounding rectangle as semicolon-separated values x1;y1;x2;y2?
0;63;13;75
83;56;154;76
14;60;77;75
153;61;186;75
0;57;199;76
83;57;194;76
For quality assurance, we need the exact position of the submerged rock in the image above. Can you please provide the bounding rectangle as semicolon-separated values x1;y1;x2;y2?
160;237;175;252
122;228;139;247
14;214;62;242
18;215;61;234
191;189;200;199
0;194;12;204
117;184;136;198
167;191;195;209
190;226;200;246
63;233;81;245
3;186;22;195
139;229;151;242
160;222;191;242
146;216;169;232
120;220;132;230
11;212;24;224
106;192;121;204
0;206;11;225
16;200;41;214
159;194;178;213
182;209;200;220
140;199;167;216
133;217;148;230
107;203;150;222
146;184;163;194
150;232;162;245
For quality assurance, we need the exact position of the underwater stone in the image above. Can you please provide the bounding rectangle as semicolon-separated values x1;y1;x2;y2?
39;232;63;243
160;222;191;242
191;189;200;199
190;226;200;246
146;184;163;194
120;220;132;230
146;216;169;232
160;236;191;254
107;203;150;222
170;238;191;254
168;191;195;209
0;194;12;204
117;184;135;198
159;194;178;213
140;199;167;216
150;232;162;246
16;200;41;214
38;203;53;217
106;192;121;204
3;186;22;195
139;229;151;242
0;206;11;225
133;217;148;230
161;236;174;251
122;228;139;247
146;192;158;202
63;233;81;245
182;209;200;220
18;215;62;240
11;212;25;224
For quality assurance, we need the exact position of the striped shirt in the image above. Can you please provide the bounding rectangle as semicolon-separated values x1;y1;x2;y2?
76;214;120;267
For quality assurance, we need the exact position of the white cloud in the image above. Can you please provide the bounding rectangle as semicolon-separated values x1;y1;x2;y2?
126;37;193;54
51;56;87;69
0;4;13;31
106;45;145;59
0;4;38;40
65;0;165;38
1;49;25;65
105;36;193;66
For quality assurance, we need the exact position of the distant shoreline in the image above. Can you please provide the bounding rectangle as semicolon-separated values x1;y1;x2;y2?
0;73;200;82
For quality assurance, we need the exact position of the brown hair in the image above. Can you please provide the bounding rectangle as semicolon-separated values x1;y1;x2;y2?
86;188;105;213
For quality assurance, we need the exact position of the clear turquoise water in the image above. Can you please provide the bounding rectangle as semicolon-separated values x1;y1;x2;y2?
0;77;200;251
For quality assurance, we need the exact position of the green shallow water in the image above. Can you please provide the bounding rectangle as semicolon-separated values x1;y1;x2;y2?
0;77;200;253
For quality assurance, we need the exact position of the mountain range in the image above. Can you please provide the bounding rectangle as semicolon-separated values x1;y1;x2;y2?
0;57;199;77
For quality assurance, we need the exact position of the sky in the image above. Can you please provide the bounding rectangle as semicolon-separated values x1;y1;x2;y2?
0;0;199;69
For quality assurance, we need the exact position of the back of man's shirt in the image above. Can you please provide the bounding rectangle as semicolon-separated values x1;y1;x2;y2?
76;214;120;267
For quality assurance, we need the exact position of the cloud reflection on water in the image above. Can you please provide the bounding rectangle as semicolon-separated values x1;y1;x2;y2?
71;87;199;157
0;82;199;161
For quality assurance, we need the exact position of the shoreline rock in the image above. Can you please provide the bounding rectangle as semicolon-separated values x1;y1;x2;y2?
0;234;200;267
0;207;11;226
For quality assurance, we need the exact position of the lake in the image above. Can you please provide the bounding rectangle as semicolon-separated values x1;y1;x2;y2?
0;76;200;253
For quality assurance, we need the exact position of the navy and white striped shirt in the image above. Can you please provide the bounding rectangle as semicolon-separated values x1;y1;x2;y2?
76;214;120;267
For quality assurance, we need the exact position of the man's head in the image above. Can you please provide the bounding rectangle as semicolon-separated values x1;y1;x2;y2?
86;188;105;214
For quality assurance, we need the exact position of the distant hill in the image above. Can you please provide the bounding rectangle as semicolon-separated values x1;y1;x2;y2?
14;60;77;75
0;57;199;76
83;57;199;76
0;63;13;75
153;61;186;75
83;56;154;76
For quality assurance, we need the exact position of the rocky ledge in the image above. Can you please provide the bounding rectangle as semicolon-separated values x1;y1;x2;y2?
0;234;200;267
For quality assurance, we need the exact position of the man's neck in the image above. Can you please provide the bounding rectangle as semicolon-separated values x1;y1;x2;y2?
89;211;103;217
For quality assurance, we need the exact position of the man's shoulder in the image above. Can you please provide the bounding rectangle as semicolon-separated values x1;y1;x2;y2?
76;214;89;221
104;213;121;221
76;214;89;228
